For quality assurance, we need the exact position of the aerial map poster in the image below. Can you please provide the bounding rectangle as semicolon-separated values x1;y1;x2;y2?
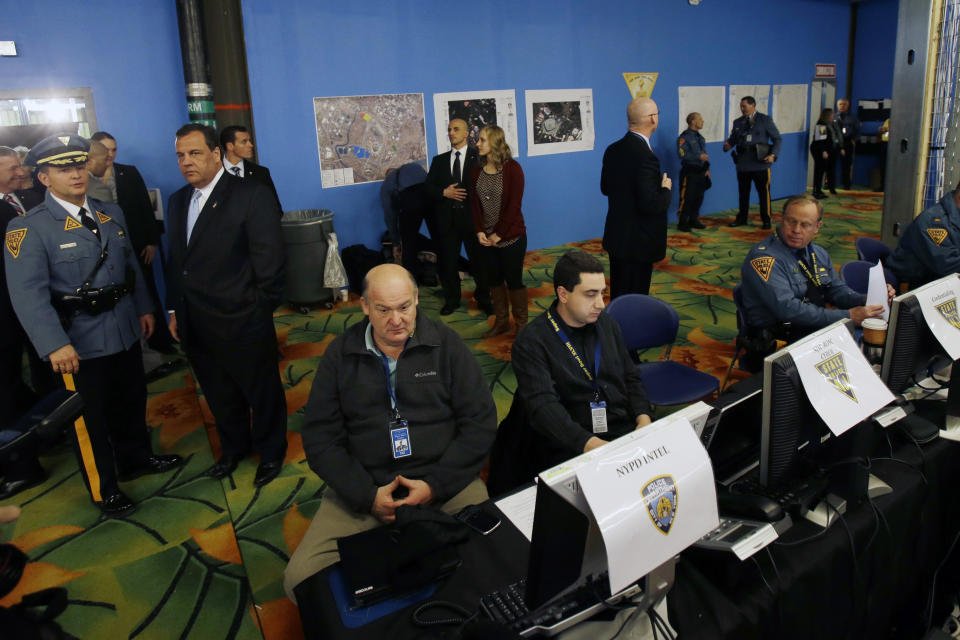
432;90;519;156
313;93;428;188
524;89;595;157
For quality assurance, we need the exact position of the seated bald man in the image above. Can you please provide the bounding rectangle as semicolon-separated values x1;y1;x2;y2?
284;264;497;602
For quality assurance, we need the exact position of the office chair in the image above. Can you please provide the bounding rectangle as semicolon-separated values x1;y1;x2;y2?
839;260;899;294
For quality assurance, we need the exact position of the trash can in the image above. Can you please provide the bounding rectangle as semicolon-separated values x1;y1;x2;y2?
280;209;336;311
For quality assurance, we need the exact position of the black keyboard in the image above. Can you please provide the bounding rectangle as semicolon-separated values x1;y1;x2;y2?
480;577;618;636
732;474;829;517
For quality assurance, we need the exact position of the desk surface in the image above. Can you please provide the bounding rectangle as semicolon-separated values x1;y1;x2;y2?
668;436;960;640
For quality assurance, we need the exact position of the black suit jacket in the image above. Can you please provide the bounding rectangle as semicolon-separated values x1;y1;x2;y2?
601;132;671;262
239;159;283;214
114;162;160;252
165;174;285;351
0;191;40;347
425;146;478;234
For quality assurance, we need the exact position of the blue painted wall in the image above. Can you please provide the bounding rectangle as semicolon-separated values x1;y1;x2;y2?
851;0;899;188
242;0;852;251
0;2;187;203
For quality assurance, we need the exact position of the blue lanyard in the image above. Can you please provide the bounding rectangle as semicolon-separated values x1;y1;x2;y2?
379;352;401;419
546;310;602;397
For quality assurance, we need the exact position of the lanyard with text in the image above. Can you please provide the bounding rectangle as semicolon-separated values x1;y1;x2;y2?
796;246;822;287
380;353;412;459
546;310;608;434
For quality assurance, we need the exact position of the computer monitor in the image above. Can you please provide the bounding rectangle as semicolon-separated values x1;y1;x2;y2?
880;276;959;440
702;373;764;486
760;320;871;499
523;402;711;609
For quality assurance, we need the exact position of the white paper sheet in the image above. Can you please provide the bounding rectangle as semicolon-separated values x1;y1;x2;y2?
432;89;519;157
576;418;718;594
677;86;726;143
772;84;809;134
493;484;537;541
728;85;770;134
866;260;890;321
792;323;896;436
912;274;960;360
524;89;595;156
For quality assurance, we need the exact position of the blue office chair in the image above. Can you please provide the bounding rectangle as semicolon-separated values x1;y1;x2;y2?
606;294;719;407
839;260;899;294
855;236;891;265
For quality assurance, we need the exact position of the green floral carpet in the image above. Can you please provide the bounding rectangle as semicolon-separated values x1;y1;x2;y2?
0;189;884;639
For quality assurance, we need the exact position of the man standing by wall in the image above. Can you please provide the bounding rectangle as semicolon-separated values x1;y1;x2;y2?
723;97;781;229
219;125;283;214
90;131;175;353
835;99;859;190
677;112;710;232
166;124;288;487
601;97;672;298
425;118;492;316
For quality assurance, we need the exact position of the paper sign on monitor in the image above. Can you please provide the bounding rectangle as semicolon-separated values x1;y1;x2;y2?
912;275;960;360
576;417;718;594
792;324;895;436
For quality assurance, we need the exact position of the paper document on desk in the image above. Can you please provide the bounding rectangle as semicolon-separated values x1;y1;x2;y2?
494;485;537;541
866;261;889;321
576;417;718;594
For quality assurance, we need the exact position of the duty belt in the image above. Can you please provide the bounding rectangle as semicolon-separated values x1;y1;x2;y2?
52;282;132;317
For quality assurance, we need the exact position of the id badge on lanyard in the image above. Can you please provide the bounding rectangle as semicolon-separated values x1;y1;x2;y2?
380;353;413;459
546;310;605;433
590;399;608;434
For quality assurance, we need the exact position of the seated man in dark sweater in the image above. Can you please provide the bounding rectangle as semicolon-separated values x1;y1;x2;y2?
283;263;497;603
511;250;652;471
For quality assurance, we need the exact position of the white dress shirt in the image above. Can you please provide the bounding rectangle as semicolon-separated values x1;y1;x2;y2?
223;157;244;178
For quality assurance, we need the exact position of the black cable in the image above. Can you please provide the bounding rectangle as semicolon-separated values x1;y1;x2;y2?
410;599;476;628
751;556;776;596
764;547;785;632
825;498;861;638
925;527;960;631
774;521;831;547
649;605;676;640
609;607;640;640
871;456;928;486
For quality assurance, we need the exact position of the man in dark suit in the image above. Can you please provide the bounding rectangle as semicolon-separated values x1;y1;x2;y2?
219;125;283;214
0;146;53;498
90;131;176;353
425;118;492;316
166;124;287;487
601;97;672;299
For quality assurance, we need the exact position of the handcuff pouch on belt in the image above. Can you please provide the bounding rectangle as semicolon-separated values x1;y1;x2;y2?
50;248;135;330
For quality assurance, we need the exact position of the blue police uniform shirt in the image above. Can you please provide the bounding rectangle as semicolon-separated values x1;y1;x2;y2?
4;192;151;360
741;231;865;330
887;192;960;286
678;128;708;169
726;112;783;173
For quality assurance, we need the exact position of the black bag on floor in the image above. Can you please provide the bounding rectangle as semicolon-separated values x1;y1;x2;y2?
342;245;384;294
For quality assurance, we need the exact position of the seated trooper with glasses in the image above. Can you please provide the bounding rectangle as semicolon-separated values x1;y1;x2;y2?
739;194;893;366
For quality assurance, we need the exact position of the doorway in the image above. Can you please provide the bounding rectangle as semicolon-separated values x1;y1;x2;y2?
808;79;837;188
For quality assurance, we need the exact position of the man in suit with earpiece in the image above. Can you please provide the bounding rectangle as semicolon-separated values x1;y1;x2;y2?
219;125;283;214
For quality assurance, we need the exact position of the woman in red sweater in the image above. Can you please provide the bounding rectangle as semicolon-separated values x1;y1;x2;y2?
470;126;528;337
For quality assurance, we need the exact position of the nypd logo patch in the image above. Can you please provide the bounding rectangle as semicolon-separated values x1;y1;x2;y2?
5;228;26;258
934;297;960;331
815;352;858;403
927;228;948;245
642;474;678;535
750;256;775;282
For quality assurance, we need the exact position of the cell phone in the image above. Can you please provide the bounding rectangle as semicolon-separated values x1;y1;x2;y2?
456;505;501;535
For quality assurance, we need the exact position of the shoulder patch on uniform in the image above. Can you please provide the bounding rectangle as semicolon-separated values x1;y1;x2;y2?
64;216;82;231
927;228;948;245
5;228;26;259
750;256;775;282
96;211;111;224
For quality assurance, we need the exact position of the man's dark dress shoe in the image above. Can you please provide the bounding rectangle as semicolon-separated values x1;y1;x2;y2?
208;455;242;479
728;220;748;227
761;222;772;229
478;301;494;316
677;223;691;232
99;492;136;517
440;303;458;316
118;454;184;482
690;220;707;229
254;460;283;487
0;473;46;500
